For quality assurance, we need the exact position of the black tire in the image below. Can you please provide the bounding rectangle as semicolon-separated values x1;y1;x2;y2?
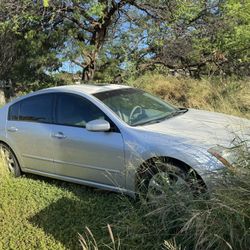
137;159;205;201
0;143;21;177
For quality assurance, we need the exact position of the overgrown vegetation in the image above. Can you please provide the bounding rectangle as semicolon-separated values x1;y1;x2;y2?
130;74;250;119
1;137;250;250
76;145;250;250
0;1;250;249
1;80;250;249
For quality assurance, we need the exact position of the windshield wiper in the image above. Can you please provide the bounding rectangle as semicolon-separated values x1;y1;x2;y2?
133;118;163;126
132;108;188;126
170;108;188;116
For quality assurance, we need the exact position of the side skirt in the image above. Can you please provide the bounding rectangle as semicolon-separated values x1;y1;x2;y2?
22;168;136;198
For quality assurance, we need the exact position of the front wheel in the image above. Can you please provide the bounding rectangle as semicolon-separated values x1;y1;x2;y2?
0;143;21;177
138;160;205;203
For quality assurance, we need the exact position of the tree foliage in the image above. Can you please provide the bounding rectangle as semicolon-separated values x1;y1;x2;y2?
125;0;250;78
0;0;66;98
0;0;249;89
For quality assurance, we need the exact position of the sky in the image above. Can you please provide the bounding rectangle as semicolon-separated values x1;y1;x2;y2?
59;61;82;74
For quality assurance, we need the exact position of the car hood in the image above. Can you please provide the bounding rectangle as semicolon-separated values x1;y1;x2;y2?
136;109;250;148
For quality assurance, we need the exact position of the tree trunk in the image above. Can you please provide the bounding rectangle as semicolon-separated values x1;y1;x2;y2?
81;23;107;82
3;87;14;102
0;80;15;104
82;59;96;82
0;89;5;105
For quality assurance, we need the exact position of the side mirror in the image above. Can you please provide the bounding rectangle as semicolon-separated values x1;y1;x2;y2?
86;119;111;132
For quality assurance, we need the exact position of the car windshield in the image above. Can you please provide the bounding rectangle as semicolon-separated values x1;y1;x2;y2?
94;88;180;126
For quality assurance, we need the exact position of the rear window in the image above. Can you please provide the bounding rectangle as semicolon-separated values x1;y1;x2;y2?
8;102;20;121
8;94;54;123
19;94;54;123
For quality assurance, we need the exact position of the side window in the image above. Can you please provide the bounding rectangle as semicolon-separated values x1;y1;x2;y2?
19;94;54;123
55;93;105;127
8;102;20;121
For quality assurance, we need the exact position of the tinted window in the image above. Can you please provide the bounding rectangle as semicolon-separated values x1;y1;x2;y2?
8;102;20;120
19;94;54;123
55;93;105;127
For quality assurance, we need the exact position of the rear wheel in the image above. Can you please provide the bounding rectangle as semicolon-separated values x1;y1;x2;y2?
0;143;21;177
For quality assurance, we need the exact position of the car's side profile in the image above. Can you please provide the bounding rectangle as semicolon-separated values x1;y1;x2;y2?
0;84;249;198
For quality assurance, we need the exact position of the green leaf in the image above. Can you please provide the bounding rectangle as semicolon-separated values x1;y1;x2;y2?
43;0;49;8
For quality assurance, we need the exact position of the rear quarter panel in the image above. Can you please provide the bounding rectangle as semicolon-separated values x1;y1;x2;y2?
0;106;7;139
0;105;25;170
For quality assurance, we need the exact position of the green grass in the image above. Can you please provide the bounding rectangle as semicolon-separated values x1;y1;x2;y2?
0;162;133;250
0;164;168;250
0;161;169;249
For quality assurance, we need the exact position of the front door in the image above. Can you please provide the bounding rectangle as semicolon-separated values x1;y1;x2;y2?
51;93;125;188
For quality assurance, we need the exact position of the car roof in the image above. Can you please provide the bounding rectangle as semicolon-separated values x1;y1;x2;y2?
4;84;133;108
46;84;132;95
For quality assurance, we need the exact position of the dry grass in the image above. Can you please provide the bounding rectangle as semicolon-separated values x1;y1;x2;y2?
0;148;10;179
129;74;250;119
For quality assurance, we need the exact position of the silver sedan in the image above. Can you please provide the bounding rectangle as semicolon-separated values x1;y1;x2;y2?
0;85;249;198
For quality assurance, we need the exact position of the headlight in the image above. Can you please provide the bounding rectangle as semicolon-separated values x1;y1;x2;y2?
208;145;239;168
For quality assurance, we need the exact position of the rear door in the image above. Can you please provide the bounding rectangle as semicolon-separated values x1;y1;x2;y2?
51;93;126;188
6;93;55;173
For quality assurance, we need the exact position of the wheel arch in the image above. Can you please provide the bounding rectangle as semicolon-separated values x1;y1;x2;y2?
0;139;23;171
135;156;206;192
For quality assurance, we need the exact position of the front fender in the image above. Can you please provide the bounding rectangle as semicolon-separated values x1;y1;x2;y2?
122;129;224;192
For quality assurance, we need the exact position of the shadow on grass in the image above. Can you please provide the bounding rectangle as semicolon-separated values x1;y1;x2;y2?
27;173;135;250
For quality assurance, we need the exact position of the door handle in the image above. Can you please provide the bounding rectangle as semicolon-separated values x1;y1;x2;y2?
7;127;18;132
52;132;67;139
